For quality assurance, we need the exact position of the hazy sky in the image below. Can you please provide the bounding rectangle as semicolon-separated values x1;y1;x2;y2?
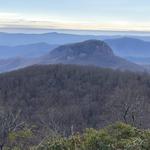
0;0;150;31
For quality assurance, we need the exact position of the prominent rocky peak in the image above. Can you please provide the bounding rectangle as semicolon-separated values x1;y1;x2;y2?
50;40;114;58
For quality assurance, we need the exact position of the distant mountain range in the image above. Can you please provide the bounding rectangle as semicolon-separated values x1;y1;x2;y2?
0;43;58;59
0;32;150;46
0;40;144;73
106;37;150;57
105;37;150;65
0;32;150;72
0;32;150;58
0;32;102;46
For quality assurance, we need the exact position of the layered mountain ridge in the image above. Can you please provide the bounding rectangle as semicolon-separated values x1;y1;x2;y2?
0;39;144;73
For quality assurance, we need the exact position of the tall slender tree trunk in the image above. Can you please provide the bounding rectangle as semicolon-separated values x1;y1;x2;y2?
0;144;4;150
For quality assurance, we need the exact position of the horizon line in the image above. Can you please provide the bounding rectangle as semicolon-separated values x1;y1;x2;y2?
1;27;150;32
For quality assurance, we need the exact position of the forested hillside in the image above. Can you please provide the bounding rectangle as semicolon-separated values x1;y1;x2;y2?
0;64;150;149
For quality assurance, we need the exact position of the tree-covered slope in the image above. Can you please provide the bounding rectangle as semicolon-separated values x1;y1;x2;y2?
0;64;150;133
0;64;150;148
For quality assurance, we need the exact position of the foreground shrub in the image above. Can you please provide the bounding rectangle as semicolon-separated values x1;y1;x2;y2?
38;122;150;150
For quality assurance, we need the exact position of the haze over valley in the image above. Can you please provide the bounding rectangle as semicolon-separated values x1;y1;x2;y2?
0;32;150;73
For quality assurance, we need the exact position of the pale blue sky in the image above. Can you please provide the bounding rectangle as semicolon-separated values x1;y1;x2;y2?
0;0;150;31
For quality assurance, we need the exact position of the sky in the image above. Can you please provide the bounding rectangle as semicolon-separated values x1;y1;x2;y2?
0;0;150;32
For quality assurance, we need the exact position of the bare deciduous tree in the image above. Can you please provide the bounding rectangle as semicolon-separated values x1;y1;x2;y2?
0;109;24;150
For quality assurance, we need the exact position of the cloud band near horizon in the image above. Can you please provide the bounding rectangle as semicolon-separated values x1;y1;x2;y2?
0;12;150;32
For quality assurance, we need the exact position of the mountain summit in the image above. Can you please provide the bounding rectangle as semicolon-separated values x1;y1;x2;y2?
49;40;114;58
41;40;143;71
